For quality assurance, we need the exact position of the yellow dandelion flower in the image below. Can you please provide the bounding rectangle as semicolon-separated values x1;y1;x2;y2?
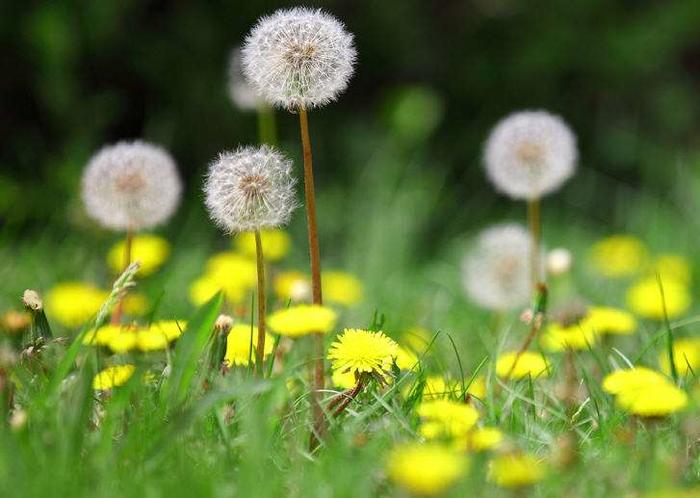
586;306;637;336
602;367;668;395
234;229;291;262
466;376;486;400
654;254;692;285
83;324;122;346
189;275;248;306
421;376;460;400
92;364;136;390
45;282;107;328
467;427;504;452
108;331;138;354
590;235;647;278
273;271;311;302
541;321;598;352
135;327;171;352
122;292;149;316
205;251;258;287
660;338;700;376
626;277;691;319
386;443;468;496
401;326;432;353
267;304;337;338
328;328;398;377
496;351;549;380
395;346;419;371
489;453;546;488
224;323;274;366
321;271;363;306
107;234;170;276
616;381;688;417
417;399;479;440
150;320;187;341
332;369;357;389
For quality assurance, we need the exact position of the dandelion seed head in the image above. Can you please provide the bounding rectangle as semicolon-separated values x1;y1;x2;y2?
204;145;297;233
461;223;533;311
242;7;357;111
227;47;264;111
82;141;182;231
484;110;577;200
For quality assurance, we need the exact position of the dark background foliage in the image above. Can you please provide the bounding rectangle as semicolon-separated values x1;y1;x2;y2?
2;0;700;240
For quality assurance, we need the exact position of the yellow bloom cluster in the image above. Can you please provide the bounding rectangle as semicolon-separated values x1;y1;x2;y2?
602;367;688;417
234;229;291;262
589;235;647;278
84;320;186;354
488;453;546;487
189;252;258;306
273;271;311;302
496;351;549;380
659;338;700;376
224;323;274;366
332;345;418;389
107;234;170;276
45;282;107;327
92;364;136;390
417;399;479;440
466;427;504;452
267;304;337;337
272;270;363;306
541;306;637;352
386;443;468;496
327;328;398;378
626;277;691;320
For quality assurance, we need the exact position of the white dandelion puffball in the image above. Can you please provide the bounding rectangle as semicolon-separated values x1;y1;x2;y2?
484;110;578;200
461;223;533;311
204;145;297;233
82;140;182;231
547;247;573;276
227;47;263;111
242;7;357;111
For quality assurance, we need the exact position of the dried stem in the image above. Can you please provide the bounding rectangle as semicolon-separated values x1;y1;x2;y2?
330;376;365;417
254;230;266;376
505;283;548;380
527;198;541;290
299;106;326;445
111;229;134;325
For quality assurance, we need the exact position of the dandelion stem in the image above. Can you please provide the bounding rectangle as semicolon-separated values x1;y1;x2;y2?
254;230;267;376
330;376;365;417
527;198;541;289
505;283;548;380
299;106;326;444
110;229;134;325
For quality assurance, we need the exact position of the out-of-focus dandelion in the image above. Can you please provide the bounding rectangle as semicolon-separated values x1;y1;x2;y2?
224;323;274;367
466;427;504;452
82;140;181;324
488;453;547;487
243;7;357;436
547;247;573;276
45;282;107;328
273;271;312;302
602;367;687;417
653;254;692;285
107;234;170;277
659;338;700;376
204;145;297;375
417;399;479;439
626;277;690;319
589;235;647;278
92;364;136;391
267;304;337;338
322;271;363;306
386;443;468;496
496;351;549;380
484;111;577;288
462;223;533;311
235;229;291;262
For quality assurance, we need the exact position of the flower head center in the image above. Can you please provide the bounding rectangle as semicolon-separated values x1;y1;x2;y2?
516;141;544;166
115;172;146;193
284;42;317;69
239;174;271;200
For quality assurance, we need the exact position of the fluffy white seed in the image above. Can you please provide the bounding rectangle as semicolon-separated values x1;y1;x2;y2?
484;110;577;200
82;141;182;231
227;47;263;111
204;145;297;233
547;247;573;276
461;223;533;311
242;7;357;111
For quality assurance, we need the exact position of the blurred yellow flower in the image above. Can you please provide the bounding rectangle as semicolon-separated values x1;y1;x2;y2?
83;324;122;346
224;323;274;366
189;275;248;306
150;320;187;341
267;304;337;337
420;376;460;400
541;321;597;352
104;320;185;354
109;331;138;354
660;338;700;376
328;328;398;377
395;346;419;370
417;399;479;439
386;443;467;496
135;327;171;352
45;282;107;328
206;251;258;287
332;369;357;389
234;229;291;262
616;381;687;417
321;271;363;306
92;364;136;390
495;351;549;380
122;292;150;316
654;254;692;285
488;453;546;487
626;277;690;319
467;427;504;452
466;376;486;399
107;235;170;276
401;326;432;353
602;367;667;394
273;271;311;302
586;306;637;336
589;235;647;278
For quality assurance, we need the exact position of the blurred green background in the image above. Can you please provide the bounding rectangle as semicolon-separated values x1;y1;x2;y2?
3;0;700;335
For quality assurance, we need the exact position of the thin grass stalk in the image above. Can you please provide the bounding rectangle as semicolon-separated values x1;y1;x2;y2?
111;229;134;325
527;198;541;289
254;230;266;376
298;106;326;443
